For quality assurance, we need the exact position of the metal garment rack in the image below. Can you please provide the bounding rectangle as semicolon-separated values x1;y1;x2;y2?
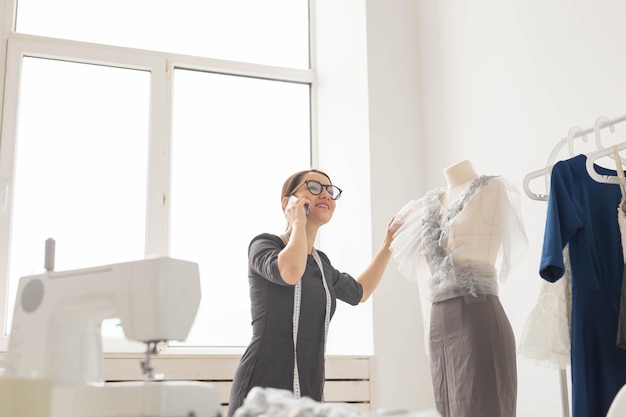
523;114;626;417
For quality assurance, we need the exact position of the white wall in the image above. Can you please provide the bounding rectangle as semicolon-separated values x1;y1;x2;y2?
314;0;428;410
314;0;376;355
414;2;626;416
320;1;626;416
364;1;431;413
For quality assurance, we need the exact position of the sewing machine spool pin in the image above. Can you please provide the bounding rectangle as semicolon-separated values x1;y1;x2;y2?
45;237;55;272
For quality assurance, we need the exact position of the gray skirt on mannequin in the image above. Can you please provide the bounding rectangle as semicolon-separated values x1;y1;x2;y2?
430;294;517;417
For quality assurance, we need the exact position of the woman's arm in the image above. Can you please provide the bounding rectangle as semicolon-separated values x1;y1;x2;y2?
277;199;310;285
356;216;396;302
277;220;309;285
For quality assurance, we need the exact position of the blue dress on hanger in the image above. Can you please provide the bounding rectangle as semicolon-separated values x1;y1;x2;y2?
541;154;626;417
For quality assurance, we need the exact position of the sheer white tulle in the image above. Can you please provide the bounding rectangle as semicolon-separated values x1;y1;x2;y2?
389;176;527;301
388;175;528;352
518;247;572;369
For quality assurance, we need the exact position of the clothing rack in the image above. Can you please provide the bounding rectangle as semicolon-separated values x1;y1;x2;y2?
585;142;626;185
523;114;626;201
522;114;626;417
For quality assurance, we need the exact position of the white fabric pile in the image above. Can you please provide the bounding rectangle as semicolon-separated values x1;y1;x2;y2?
233;387;440;417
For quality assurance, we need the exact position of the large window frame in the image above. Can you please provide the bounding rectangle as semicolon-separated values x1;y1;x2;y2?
0;1;317;353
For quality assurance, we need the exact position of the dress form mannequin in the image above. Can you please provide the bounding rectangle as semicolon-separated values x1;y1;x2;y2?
441;160;503;268
389;159;527;417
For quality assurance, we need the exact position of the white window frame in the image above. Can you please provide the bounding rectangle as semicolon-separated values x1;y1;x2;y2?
0;0;316;353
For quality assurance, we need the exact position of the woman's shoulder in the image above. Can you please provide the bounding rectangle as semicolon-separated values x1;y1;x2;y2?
249;233;284;249
313;248;331;264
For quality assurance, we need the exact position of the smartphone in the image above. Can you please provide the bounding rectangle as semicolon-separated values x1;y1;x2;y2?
288;195;310;215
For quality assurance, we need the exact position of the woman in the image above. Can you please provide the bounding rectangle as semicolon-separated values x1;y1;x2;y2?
227;169;396;417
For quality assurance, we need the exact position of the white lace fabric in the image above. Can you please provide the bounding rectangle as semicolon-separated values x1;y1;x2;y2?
389;175;528;352
389;175;528;302
518;246;572;369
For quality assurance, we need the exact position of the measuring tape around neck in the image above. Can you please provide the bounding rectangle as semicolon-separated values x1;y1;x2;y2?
284;233;331;399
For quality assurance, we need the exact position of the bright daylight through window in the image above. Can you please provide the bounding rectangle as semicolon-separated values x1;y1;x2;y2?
0;0;311;349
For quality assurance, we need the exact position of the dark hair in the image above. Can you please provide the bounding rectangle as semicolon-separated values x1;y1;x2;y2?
281;169;332;201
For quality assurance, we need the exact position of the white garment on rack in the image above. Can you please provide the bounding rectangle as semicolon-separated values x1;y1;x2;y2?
608;147;626;414
612;149;626;352
614;147;626;263
518;247;571;369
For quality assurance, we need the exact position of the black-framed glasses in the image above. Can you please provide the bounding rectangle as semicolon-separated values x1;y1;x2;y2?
292;180;342;200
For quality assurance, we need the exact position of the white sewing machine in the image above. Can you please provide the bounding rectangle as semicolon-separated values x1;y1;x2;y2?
1;256;220;417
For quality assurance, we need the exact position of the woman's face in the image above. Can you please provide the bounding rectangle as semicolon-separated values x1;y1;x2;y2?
290;172;338;224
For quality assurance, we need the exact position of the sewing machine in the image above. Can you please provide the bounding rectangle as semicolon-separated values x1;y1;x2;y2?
1;256;220;417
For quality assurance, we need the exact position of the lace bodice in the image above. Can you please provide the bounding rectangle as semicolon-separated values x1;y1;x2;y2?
390;175;527;303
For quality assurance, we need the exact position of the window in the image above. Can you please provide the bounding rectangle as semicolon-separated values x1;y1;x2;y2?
14;0;310;68
0;0;312;350
5;57;150;329
169;69;311;346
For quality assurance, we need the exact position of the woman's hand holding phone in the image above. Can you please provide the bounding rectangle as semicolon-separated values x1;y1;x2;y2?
287;195;310;216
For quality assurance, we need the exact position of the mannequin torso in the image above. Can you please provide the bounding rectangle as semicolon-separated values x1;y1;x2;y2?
389;159;526;417
440;159;479;207
440;160;503;268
